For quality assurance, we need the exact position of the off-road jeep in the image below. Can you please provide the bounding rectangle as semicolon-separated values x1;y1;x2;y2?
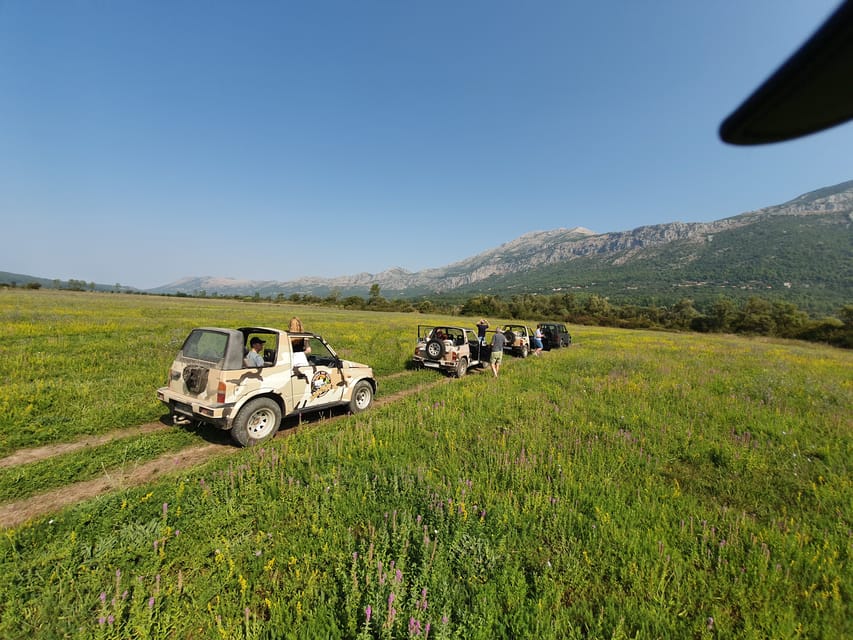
539;322;572;349
157;326;376;447
500;324;532;358
412;325;490;377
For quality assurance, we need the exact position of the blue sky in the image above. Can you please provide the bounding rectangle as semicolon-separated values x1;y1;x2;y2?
2;0;851;290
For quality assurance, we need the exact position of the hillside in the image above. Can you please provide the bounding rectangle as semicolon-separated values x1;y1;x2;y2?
455;207;852;313
5;180;851;314
147;180;853;314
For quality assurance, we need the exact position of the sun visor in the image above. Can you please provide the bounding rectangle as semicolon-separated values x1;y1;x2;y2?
719;0;853;145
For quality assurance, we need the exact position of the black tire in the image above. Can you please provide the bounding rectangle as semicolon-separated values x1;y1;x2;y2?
503;330;515;343
349;380;374;413
230;397;281;447
520;344;529;358
426;339;445;360
454;357;468;378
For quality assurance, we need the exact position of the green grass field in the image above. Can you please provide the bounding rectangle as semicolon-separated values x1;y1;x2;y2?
0;289;850;638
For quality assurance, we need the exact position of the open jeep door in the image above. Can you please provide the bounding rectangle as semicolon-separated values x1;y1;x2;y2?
287;335;347;413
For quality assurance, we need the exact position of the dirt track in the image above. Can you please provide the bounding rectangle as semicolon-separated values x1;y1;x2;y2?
0;376;453;529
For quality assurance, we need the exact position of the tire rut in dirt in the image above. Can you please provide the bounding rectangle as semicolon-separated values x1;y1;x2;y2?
0;376;452;529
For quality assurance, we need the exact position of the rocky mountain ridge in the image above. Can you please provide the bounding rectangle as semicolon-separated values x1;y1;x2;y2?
149;180;853;297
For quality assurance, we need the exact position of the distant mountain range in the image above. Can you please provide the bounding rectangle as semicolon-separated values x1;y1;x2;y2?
146;180;853;314
4;180;851;315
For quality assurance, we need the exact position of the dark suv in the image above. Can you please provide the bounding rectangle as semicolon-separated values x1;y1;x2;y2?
539;323;572;350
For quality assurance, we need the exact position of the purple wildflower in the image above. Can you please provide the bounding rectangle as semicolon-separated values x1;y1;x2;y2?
409;617;422;635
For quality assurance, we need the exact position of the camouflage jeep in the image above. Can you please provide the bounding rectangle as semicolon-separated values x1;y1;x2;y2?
500;324;532;358
412;325;490;377
157;326;376;447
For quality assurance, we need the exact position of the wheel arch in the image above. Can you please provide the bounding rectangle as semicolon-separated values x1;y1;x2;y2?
228;391;286;428
351;376;377;395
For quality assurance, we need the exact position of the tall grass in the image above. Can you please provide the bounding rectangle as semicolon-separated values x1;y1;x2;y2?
0;289;419;454
0;290;850;638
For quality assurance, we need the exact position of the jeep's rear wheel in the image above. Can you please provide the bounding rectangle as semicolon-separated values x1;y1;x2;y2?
349;380;373;413
230;397;281;447
520;344;529;358
426;339;445;360
454;357;468;378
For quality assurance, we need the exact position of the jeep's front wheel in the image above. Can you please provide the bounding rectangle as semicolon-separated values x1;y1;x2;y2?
230;397;282;447
349;380;373;413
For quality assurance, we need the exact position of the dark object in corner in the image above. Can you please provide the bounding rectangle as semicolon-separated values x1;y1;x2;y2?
720;0;853;144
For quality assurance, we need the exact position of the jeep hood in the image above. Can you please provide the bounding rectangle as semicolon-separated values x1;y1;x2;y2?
341;358;371;370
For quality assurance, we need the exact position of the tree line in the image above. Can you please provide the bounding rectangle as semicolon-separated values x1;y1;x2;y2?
13;280;847;348
262;289;853;349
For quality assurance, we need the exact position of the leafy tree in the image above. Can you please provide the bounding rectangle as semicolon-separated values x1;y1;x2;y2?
771;301;809;337
666;298;700;330
325;288;341;304
734;297;775;335
585;294;612;319
708;296;737;333
460;295;505;318
838;304;853;326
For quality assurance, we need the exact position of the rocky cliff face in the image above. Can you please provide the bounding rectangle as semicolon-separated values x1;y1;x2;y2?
149;180;853;296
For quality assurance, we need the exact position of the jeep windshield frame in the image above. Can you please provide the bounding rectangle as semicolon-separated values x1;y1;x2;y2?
418;325;469;345
179;328;238;367
178;327;283;370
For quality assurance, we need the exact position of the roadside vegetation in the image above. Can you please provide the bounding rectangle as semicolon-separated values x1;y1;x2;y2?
3;278;851;348
0;289;850;638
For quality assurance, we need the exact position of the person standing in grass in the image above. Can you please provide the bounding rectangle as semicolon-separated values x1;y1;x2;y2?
490;328;507;377
476;318;489;345
533;324;544;356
